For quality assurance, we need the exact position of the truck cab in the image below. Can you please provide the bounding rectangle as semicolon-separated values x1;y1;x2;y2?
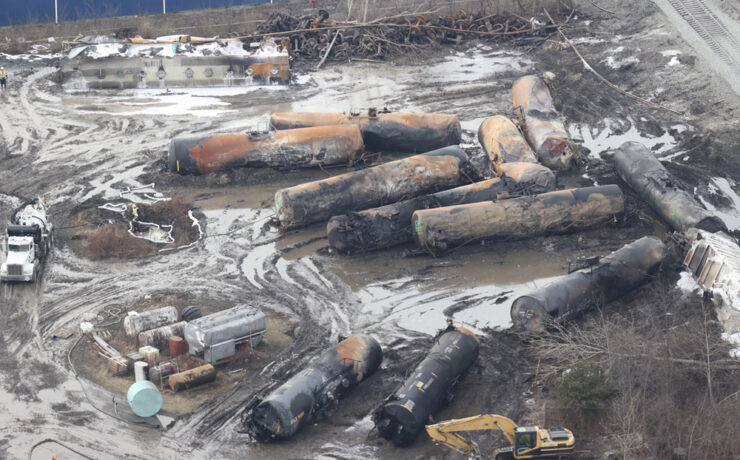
1;236;38;282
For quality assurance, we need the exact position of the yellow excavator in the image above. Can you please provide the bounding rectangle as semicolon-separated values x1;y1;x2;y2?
425;414;575;459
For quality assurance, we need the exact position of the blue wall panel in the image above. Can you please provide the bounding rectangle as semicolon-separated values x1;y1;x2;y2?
1;0;290;27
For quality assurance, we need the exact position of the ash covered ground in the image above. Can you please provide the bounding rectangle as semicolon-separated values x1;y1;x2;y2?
0;1;739;459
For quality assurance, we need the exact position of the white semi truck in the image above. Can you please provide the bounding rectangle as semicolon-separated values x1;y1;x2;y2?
1;198;52;282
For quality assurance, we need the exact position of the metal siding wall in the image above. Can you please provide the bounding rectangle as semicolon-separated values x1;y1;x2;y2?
1;0;288;27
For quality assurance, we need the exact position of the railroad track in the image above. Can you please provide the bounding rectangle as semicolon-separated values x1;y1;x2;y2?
666;0;740;71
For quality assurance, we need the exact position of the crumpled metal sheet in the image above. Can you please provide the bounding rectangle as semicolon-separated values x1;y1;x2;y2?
511;236;668;332
511;75;573;170
412;185;624;254
613;141;725;233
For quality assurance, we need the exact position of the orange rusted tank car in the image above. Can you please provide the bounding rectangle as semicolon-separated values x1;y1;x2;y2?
168;124;363;174
478;115;538;173
270;111;461;152
511;75;573;170
275;146;471;228
412;185;624;254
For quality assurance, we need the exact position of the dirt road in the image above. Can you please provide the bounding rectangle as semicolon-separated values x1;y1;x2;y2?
0;1;739;458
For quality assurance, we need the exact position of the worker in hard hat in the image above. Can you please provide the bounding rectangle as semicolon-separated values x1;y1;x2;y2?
0;66;7;90
131;204;140;231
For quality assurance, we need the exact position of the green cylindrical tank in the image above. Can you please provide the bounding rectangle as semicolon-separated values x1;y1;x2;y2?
127;380;163;417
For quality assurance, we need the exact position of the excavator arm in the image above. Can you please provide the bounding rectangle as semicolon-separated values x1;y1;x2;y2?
425;414;520;455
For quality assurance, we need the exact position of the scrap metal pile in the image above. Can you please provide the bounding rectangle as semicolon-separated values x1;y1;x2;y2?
255;9;558;61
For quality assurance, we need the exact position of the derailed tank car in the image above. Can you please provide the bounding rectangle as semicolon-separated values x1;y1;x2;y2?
327;163;555;254
373;326;479;446
270;111;461;152
168;125;364;175
412;185;624;254
613;141;725;233
275;146;472;228
511;236;668;332
247;334;382;441
511;75;573;169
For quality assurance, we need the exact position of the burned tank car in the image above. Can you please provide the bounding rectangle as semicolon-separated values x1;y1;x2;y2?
248;334;382;441
373;326;479;446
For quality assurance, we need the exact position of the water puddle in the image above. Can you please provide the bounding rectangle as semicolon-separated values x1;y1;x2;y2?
569;117;683;158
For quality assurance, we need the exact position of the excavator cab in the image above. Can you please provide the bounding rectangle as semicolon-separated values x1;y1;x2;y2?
515;427;538;454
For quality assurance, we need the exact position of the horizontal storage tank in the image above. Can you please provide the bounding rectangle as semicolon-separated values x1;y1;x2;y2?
511;236;669;332
248;334;382;441
137;321;187;348
183;305;266;362
123;306;178;338
373;326;479;446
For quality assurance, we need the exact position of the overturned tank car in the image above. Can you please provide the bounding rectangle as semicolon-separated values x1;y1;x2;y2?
247;334;383;441
373;326;479;446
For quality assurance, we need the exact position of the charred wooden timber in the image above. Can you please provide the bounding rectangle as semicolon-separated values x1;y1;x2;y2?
275;146;472;229
168;125;364;175
247;334;382;441
168;364;217;392
511;236;668;332
123;306;178;338
373;326;479;446
511;75;573;169
327;163;555;254
478;115;537;172
412;185;624;254
270;112;461;152
613;141;725;233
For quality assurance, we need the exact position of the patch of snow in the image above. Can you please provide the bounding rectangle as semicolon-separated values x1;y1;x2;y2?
661;49;682;57
601;55;640;69
667;56;681;67
677;271;701;293
569;117;678;159
697;177;740;231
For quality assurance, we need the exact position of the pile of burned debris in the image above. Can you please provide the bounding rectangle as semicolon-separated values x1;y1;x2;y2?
253;9;569;62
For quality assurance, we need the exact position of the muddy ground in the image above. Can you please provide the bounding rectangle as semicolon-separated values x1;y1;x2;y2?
0;0;739;459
